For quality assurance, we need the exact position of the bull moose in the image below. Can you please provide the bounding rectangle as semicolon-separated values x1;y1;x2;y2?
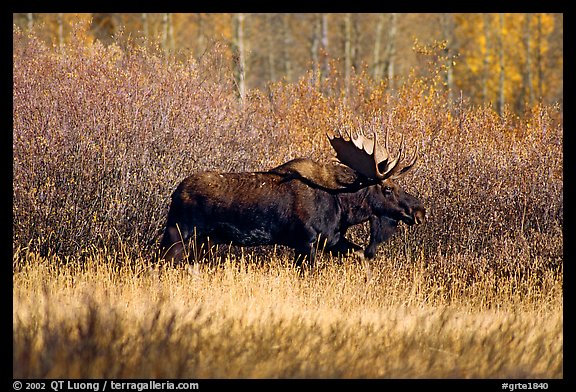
159;129;426;267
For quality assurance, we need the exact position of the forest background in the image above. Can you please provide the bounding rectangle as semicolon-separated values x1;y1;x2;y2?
13;13;563;115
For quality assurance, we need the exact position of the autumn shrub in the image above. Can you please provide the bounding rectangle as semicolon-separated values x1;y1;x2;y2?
13;24;562;274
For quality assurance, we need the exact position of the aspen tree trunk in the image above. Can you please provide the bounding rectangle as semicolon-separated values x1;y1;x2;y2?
311;13;321;85
482;13;491;104
384;13;397;90
162;13;168;50
141;13;148;40
196;13;205;58
233;13;246;103
321;14;329;80
162;13;175;58
372;13;384;80
344;13;352;99
57;13;64;51
27;13;33;31
524;13;534;106
162;13;169;56
497;13;505;115
169;14;175;54
441;13;455;108
351;14;359;71
266;14;276;82
281;14;293;82
536;14;543;100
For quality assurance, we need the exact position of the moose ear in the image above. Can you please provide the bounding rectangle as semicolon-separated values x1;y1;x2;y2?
376;159;389;176
329;162;363;188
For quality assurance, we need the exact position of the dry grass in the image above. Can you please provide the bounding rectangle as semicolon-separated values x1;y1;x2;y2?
12;24;563;379
13;248;562;379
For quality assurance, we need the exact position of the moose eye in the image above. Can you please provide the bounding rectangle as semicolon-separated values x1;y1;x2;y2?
383;186;393;195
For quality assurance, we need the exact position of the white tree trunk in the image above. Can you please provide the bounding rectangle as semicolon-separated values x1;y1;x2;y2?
384;13;397;90
497;13;505;115
344;13;352;98
234;13;246;103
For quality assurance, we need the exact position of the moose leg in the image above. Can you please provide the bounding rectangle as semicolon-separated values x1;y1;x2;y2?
365;216;398;259
189;235;214;264
160;226;186;264
294;242;317;270
326;236;363;258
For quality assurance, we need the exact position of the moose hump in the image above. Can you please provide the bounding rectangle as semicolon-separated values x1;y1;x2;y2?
269;157;369;191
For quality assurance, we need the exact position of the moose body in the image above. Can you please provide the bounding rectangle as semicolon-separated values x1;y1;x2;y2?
160;155;425;266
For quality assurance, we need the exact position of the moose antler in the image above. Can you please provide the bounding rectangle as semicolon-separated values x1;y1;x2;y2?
328;128;418;181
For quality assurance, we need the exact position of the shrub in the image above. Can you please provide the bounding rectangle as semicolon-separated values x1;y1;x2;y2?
13;25;562;274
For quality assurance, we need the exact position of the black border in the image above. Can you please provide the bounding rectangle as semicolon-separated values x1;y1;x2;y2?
9;6;572;389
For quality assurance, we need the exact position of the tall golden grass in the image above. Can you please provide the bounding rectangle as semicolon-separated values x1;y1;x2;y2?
13;246;562;378
13;24;563;378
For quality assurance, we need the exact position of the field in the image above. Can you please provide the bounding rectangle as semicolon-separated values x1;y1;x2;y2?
14;249;562;379
13;24;563;379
